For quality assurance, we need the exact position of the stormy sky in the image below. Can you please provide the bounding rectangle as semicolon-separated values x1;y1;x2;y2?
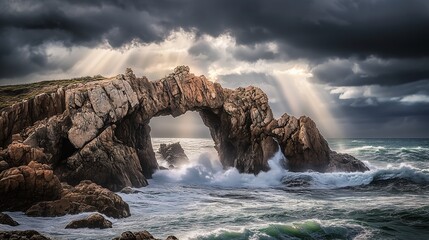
1;0;429;138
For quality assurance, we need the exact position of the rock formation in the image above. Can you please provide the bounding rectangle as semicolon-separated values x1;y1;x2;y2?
0;65;368;196
0;213;19;226
0;161;62;211
158;142;189;167
26;180;130;218
113;231;178;240
65;213;112;229
0;230;51;240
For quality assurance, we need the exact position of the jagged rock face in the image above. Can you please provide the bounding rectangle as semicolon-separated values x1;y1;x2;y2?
271;114;331;172
26;180;130;218
0;65;368;194
158;142;189;167
56;126;148;191
0;88;66;148
0;161;62;211
200;86;278;174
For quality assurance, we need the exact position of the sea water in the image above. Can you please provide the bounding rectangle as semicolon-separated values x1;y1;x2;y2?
2;138;429;240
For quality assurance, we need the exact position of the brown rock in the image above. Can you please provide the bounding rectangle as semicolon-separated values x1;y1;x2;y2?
158;142;189;167
113;230;178;240
0;212;19;226
56;126;148;191
0;160;8;171
0;161;62;211
3;142;47;167
0;230;50;240
26;180;130;218
65;213;112;229
0;65;368;189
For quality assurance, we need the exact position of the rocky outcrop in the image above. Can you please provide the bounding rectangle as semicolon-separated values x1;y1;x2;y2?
0;66;368;197
65;213;112;229
113;231;178;240
0;161;62;211
26;180;130;218
0;230;51;240
0;213;19;226
158;142;189;167
0;142;48;168
56;126;148;191
0;88;66;148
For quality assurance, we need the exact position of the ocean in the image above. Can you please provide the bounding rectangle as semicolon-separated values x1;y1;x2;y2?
2;138;429;240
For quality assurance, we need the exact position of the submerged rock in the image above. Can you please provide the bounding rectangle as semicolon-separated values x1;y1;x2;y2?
158;142;189;167
26;180;130;218
0;230;51;240
0;213;19;226
65;213;112;229
120;187;141;194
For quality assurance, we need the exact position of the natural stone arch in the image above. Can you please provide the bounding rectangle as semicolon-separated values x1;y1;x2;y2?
0;66;368;192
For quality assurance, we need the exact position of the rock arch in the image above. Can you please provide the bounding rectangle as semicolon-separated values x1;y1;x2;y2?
0;66;368;191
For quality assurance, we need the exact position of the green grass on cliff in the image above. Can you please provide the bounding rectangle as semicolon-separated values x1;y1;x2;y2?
0;75;106;110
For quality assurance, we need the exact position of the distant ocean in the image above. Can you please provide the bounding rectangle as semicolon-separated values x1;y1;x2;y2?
3;138;429;240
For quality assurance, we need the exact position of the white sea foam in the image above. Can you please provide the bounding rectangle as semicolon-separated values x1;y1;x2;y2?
152;148;429;190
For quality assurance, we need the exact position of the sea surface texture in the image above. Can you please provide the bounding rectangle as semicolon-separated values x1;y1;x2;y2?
2;138;429;240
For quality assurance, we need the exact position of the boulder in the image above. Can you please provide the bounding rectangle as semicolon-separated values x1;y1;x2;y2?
26;180;130;218
158;142;189;167
326;151;370;172
65;213;112;229
0;212;19;226
0;161;62;211
0;230;51;240
0;160;8;171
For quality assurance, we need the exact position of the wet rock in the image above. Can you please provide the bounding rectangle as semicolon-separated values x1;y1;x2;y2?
0;212;19;226
120;187;141;194
326;151;369;172
158;142;189;167
65;213;112;229
113;230;178;240
0;161;62;211
26;180;130;218
0;230;51;240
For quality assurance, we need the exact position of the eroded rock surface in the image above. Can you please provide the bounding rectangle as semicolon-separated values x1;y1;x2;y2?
0;161;62;211
26;180;130;218
158;142;189;167
0;66;368;199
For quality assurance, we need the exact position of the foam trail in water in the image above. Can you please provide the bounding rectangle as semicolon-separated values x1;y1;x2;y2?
152;147;429;189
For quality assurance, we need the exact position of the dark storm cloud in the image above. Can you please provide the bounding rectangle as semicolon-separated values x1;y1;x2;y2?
311;58;429;86
3;0;429;80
